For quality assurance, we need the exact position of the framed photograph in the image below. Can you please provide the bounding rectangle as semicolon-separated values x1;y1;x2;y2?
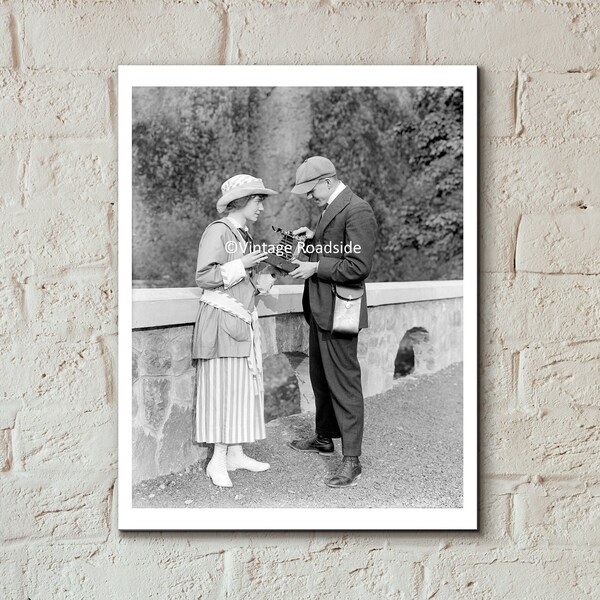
118;65;477;530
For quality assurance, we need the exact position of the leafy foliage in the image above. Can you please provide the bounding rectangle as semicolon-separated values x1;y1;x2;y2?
132;87;463;286
309;87;463;281
132;88;264;285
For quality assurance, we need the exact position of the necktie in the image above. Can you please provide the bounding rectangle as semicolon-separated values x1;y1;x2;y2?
238;228;252;246
314;209;327;238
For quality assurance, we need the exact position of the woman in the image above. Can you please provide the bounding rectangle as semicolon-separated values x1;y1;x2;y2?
192;174;277;487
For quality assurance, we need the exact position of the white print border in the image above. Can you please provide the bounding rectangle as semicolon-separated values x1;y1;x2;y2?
118;65;478;531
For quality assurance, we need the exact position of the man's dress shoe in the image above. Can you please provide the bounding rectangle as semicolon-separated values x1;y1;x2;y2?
325;456;362;488
288;435;334;456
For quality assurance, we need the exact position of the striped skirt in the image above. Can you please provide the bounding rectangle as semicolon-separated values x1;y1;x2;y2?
194;356;266;444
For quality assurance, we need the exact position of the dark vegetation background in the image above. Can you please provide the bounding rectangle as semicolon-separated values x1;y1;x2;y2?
132;86;463;287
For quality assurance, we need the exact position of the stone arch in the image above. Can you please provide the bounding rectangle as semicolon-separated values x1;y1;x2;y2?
393;327;432;378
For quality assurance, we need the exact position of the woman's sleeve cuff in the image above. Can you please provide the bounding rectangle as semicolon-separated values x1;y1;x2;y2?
219;259;246;289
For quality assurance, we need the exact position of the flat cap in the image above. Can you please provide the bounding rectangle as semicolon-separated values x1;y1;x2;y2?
291;156;337;195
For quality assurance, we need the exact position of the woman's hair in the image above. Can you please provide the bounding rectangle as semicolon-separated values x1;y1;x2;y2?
225;194;265;214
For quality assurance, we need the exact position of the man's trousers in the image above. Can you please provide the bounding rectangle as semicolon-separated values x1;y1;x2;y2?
309;315;365;456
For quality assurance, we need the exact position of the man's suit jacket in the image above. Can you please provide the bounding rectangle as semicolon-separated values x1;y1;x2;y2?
302;186;378;331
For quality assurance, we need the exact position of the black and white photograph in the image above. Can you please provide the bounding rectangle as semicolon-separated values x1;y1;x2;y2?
118;66;477;530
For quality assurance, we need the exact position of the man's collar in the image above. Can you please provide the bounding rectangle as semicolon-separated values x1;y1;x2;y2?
326;181;346;208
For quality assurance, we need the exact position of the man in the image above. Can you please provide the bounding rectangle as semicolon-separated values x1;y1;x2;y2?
288;156;377;488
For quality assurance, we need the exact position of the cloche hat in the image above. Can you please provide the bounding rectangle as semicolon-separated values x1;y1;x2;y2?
216;174;278;214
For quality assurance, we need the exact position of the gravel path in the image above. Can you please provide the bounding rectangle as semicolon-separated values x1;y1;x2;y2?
133;363;463;509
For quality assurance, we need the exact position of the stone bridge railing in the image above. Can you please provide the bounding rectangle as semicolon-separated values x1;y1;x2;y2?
132;282;463;483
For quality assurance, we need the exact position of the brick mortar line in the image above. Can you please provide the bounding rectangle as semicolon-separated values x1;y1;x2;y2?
516;270;600;276
0;136;117;143
484;137;600;147
9;11;20;70
513;69;525;136
0;66;119;75
511;214;522;275
0;134;117;143
478;270;599;276
511;350;520;412
108;75;117;137
209;0;230;64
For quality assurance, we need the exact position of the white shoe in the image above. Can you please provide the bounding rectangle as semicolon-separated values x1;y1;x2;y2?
206;457;233;487
226;447;270;472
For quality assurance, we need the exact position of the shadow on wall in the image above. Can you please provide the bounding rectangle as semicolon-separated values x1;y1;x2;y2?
262;352;304;422
394;327;432;378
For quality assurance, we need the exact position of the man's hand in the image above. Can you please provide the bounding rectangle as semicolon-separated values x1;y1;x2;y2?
292;226;314;240
289;259;319;280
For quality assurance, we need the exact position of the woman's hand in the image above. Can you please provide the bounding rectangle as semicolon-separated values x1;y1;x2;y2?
241;250;269;269
292;226;314;240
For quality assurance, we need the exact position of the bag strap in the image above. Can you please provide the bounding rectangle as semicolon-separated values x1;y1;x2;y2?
330;216;365;300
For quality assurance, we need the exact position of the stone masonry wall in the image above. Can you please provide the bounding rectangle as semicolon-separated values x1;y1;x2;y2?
132;325;202;483
2;1;599;598
132;298;461;483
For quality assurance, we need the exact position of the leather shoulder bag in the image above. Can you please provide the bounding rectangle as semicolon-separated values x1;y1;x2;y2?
331;283;364;334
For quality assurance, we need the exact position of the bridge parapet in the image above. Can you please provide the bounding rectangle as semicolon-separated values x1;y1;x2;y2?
131;282;463;482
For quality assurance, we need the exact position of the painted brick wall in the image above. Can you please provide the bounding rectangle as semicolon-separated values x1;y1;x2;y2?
1;1;599;597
